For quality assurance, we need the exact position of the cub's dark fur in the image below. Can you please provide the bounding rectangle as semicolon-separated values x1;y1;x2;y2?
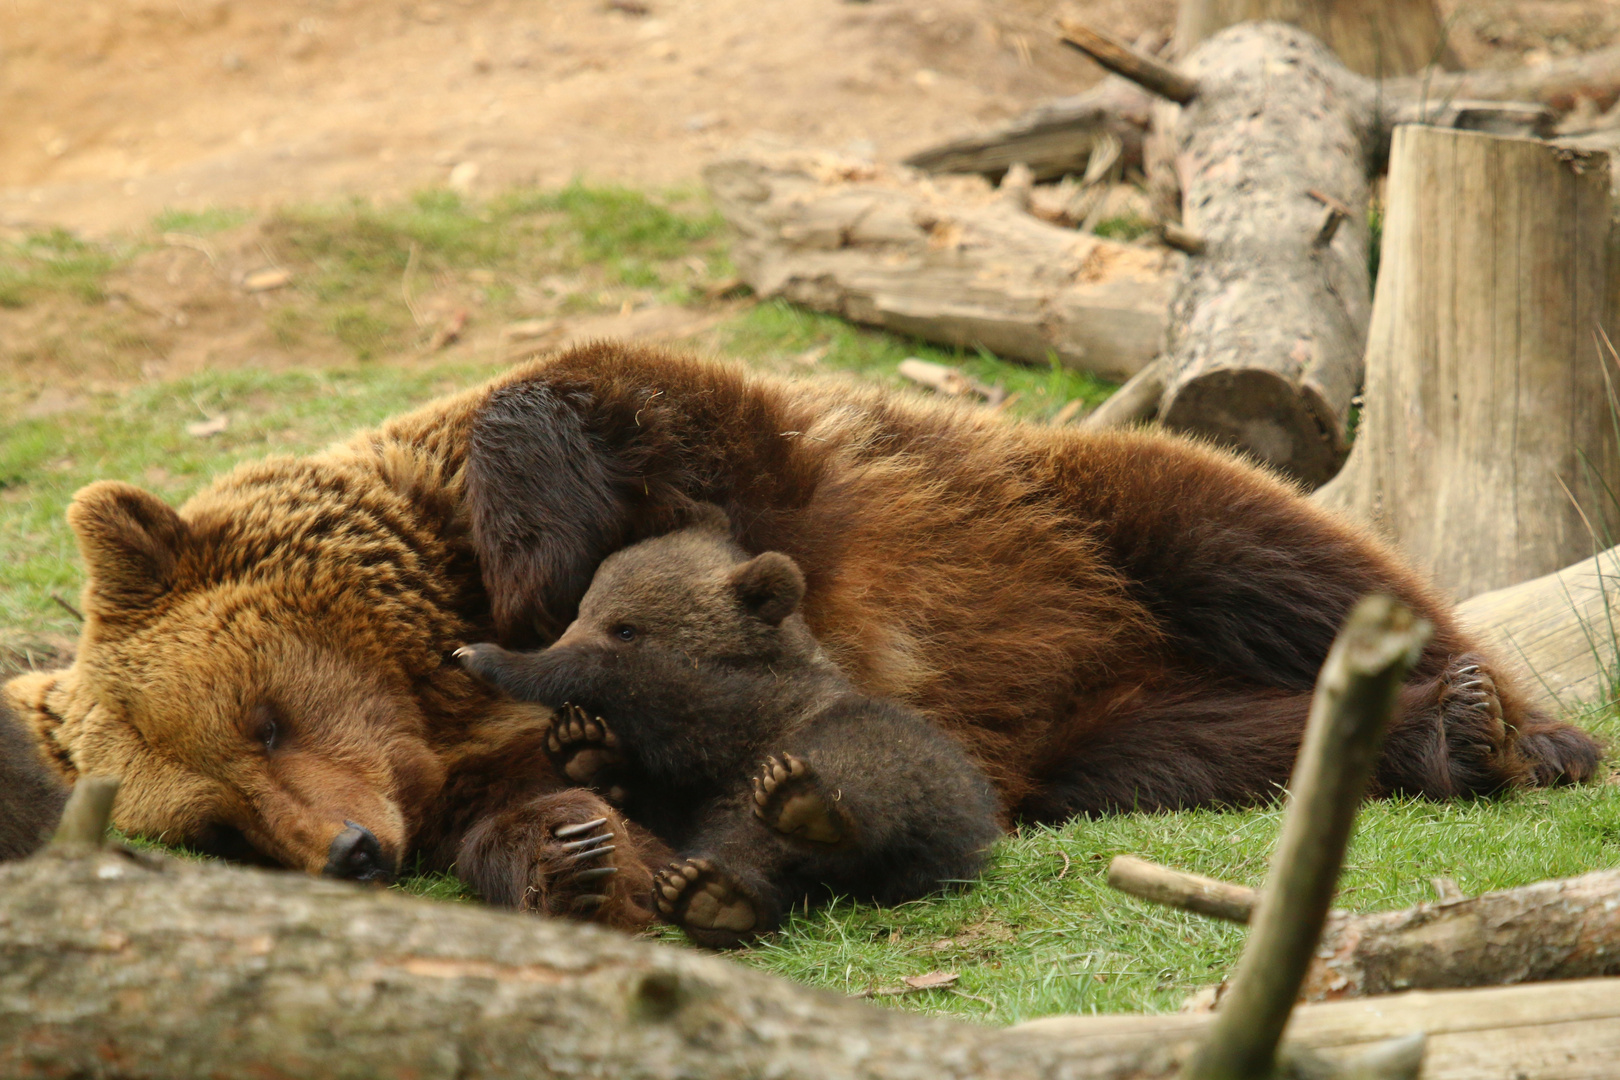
458;509;1000;946
0;696;68;860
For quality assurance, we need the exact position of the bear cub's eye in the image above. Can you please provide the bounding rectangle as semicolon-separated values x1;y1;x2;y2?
612;624;637;642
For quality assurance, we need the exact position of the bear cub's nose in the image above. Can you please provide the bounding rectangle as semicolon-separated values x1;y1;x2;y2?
323;820;395;884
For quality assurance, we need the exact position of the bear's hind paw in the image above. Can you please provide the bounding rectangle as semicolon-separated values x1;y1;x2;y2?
752;753;850;845
545;704;626;794
653;857;758;947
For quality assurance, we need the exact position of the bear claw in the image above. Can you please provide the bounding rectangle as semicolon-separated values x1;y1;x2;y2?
545;705;626;789
752;753;850;845
652;857;758;943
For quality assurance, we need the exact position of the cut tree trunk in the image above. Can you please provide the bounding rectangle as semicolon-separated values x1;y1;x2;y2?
1154;22;1376;486
1107;857;1620;1002
1174;0;1458;77
1456;543;1620;712
703;152;1180;381
1313;126;1619;600
6;844;1620;1080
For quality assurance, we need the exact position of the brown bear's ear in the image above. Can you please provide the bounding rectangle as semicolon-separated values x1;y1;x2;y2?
66;482;190;621
729;552;806;627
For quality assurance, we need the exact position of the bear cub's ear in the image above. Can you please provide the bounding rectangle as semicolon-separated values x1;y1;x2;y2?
679;501;733;536
66;481;190;615
729;552;806;627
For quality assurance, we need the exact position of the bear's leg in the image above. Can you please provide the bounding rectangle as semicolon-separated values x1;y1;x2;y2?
1376;653;1602;797
456;789;667;930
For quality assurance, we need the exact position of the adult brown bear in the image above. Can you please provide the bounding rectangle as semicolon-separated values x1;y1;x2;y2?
0;342;1599;930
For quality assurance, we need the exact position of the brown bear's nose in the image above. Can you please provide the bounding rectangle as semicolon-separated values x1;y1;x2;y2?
322;820;395;884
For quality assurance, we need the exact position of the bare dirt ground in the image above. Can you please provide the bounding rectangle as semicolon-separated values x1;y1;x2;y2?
1;0;1617;403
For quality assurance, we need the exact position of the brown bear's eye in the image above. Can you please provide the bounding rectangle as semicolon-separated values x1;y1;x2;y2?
613;624;637;642
252;705;280;751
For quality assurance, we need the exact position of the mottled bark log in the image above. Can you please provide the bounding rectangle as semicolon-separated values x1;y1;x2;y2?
704;151;1179;381
1108;856;1620;1003
5;846;1617;1079
902;77;1155;184
1186;595;1427;1080
1385;43;1620;115
1156;22;1376;486
1313;127;1619;599
1174;0;1457;77
1456;544;1620;713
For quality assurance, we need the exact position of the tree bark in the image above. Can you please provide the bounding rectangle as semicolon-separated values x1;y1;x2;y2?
5;845;1620;1080
1154;22;1376;486
1313;126;1619;600
703;151;1180;381
1107;857;1620;1003
902;76;1155;184
1455;543;1620;712
1174;0;1458;77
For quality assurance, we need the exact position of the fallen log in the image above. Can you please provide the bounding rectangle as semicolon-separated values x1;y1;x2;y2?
1456;543;1620;713
1312;126;1619;599
1147;21;1377;486
703;151;1179;381
1106;857;1620;1003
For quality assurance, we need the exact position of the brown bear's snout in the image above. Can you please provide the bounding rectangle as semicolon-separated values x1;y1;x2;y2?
322;820;396;884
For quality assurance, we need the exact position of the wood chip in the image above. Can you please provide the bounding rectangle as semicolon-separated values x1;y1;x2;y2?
854;971;959;998
241;267;292;293
897;359;1005;404
185;415;230;438
1051;399;1087;426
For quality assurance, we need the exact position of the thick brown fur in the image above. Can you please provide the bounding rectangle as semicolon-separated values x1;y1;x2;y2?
0;342;1601;932
0;696;68;860
457;513;1002;945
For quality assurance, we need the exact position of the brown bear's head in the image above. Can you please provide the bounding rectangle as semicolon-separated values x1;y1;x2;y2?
556;504;812;663
3;445;524;881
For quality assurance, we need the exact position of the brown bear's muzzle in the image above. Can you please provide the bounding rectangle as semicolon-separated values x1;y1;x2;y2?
321;819;397;883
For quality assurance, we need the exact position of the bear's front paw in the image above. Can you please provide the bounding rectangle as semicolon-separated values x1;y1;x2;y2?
453;642;514;686
751;753;852;845
544;704;627;799
653;857;760;948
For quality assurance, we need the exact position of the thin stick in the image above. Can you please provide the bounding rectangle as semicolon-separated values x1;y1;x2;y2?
1081;357;1164;430
1057;19;1198;106
1159;221;1207;256
50;776;121;848
50;593;85;623
1106;856;1255;923
1184;595;1431;1080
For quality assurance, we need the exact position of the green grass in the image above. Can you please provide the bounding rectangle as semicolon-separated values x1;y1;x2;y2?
152;206;252;235
0;228;129;308
263;183;726;359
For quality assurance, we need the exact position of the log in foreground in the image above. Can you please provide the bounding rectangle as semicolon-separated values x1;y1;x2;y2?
1313;126;1619;599
1155;22;1377;487
1185;595;1429;1080
6;845;1617;1080
1108;857;1620;1002
704;150;1179;380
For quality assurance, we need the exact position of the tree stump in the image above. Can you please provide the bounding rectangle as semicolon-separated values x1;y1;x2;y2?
1314;127;1618;600
1155;22;1377;486
1174;0;1458;77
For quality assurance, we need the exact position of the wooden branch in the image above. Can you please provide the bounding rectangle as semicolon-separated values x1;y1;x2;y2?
1080;357;1165;430
703;152;1179;381
902;77;1155;182
1383;43;1620;113
1158;222;1206;255
49;775;118;848
1312;128;1618;599
1109;856;1620;1003
1185;595;1429;1080
1057;19;1199;106
4;844;1615;1080
1106;855;1255;923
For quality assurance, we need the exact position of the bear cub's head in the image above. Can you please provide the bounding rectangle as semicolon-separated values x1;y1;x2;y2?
555;504;815;667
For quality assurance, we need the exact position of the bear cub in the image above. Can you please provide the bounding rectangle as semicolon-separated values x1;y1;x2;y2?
456;505;1001;946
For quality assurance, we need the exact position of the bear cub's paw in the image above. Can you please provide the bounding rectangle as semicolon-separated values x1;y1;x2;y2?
653;857;758;946
751;753;852;845
545;704;626;796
